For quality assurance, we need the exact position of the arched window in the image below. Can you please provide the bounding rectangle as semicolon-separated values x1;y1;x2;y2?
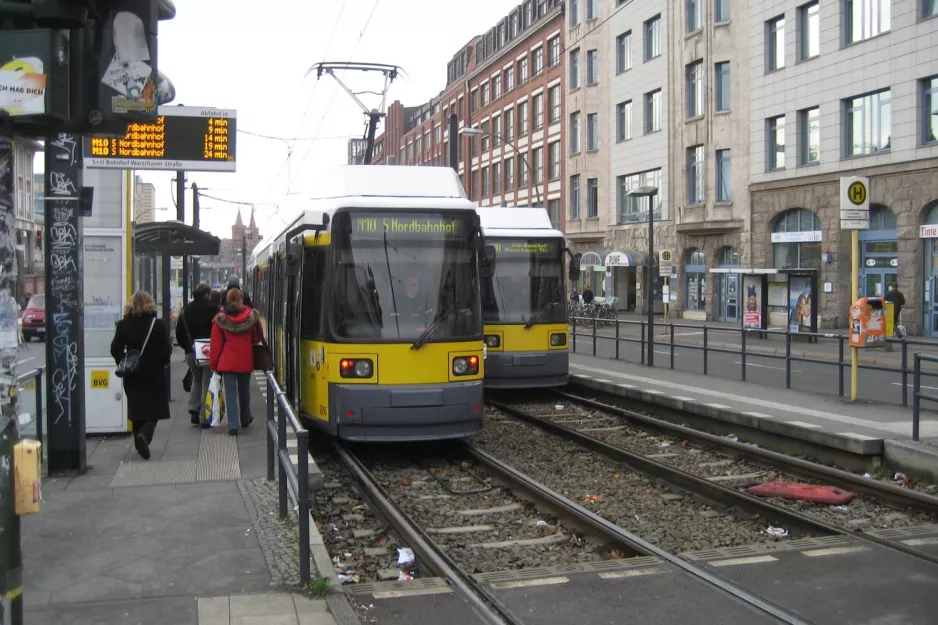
771;208;822;269
717;246;740;267
868;204;897;231
684;247;706;311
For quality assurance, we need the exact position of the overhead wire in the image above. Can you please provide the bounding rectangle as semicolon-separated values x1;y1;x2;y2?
238;129;355;142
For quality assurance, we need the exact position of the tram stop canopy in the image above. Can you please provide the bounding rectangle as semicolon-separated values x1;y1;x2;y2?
133;220;221;256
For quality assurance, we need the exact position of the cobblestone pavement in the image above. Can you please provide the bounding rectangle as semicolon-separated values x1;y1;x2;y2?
239;477;312;588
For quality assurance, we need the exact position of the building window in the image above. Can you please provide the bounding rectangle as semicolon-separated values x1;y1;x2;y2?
492;162;502;195
687;60;703;117
481;166;490;197
587;113;598;150
504;66;514;92
587;0;596;19
570;174;580;219
492;74;501;100
470;89;478;113
520;57;530;83
518;151;528;186
415;136;422;154
845;0;890;45
570;111;581;153
715;62;730;111
569;49;580;89
845;89;891;156
925;77;938;145
481;82;490;106
718;246;740;266
687;0;702;32
492;115;501;147
504;156;514;191
616;168;662;224
684;248;707;312
434;125;441;143
548;35;561;66
767;16;785;72
716;149;731;202
504;108;515;141
645;89;661;133
532;46;544;76
586;49;598;84
644;15;661;61
616;100;632;141
570;0;579;27
687;145;704;205
926;0;938;18
547;199;561;229
799;2;819;60
518;101;529;137
616;31;632;74
549;141;561;180
799;107;820;164
767;115;786;170
586;178;598;218
772;208;822;270
533;93;544;130
548;85;561;124
480;120;490;152
715;0;730;22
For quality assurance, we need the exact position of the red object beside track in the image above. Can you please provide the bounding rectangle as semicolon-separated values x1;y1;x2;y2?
746;481;855;505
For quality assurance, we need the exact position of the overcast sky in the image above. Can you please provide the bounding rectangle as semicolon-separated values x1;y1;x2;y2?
37;0;520;239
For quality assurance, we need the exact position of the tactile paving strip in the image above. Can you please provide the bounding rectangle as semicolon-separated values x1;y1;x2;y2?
196;429;242;481
110;460;198;487
472;556;663;584
682;535;852;561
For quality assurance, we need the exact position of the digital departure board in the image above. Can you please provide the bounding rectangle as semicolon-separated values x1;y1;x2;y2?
82;106;237;172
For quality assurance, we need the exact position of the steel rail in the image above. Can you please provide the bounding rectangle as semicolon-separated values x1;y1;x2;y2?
494;396;938;567
332;443;523;625
554;388;938;516
463;443;816;625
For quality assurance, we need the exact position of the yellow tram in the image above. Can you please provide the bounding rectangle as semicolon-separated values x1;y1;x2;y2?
476;205;576;389
248;166;489;441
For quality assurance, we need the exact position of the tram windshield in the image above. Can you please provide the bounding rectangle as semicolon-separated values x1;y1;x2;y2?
481;238;566;325
331;210;482;342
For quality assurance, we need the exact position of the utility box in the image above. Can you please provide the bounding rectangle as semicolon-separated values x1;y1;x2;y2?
14;439;42;516
849;297;886;348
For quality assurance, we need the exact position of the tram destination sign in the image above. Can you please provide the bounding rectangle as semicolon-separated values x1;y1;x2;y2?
82;106;237;172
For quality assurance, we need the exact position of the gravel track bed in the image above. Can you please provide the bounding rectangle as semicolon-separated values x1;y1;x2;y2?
510;400;938;533
309;451;406;583
476;411;798;554
356;450;607;574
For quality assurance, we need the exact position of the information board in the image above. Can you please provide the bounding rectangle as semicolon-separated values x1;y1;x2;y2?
82;105;237;172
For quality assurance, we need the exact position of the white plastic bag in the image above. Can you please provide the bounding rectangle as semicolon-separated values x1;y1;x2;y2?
204;373;224;427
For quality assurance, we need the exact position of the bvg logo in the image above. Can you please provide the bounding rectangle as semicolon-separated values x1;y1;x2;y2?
91;371;110;389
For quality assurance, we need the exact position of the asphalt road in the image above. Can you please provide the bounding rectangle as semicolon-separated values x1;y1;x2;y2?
570;329;936;407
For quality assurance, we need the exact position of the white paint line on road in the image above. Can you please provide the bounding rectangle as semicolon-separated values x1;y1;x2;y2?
893;382;938;391
802;546;869;558
595;379;613;383
618;383;636;389
654;350;677;356
786;421;823;429
742;411;776;419
599;568;667;579
644;390;664;395
901;537;938;547
704;403;731;409
733;361;800;373
709;555;777;567
570;362;938;437
673;396;697;401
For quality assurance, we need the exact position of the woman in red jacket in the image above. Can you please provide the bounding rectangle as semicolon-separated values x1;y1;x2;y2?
209;288;262;435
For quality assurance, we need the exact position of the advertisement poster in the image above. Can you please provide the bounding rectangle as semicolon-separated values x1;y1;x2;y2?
789;275;814;333
0;56;46;115
100;7;157;114
743;276;763;329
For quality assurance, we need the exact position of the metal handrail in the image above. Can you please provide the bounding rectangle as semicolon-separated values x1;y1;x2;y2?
569;315;938;407
17;367;44;463
912;353;938;441
264;370;311;583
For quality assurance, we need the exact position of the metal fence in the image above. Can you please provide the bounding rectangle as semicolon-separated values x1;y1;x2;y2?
570;316;938;407
912;353;938;441
264;370;312;583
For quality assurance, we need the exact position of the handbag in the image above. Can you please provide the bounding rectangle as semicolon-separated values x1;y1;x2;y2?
253;329;273;371
179;310;194;392
116;317;156;378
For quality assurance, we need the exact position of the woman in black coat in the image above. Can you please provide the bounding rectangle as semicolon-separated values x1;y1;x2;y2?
110;291;173;460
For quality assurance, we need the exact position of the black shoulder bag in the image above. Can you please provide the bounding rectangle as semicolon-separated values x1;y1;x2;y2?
179;311;194;392
116;318;156;379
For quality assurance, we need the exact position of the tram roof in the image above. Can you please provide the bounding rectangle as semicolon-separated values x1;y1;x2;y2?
476;205;564;240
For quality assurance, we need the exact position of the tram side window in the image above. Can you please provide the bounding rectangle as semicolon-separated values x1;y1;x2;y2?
301;247;327;339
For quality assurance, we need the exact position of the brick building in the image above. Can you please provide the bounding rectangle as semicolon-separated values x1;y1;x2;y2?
373;0;565;229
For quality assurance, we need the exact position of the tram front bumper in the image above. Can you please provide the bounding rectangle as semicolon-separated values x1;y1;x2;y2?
483;350;569;389
332;380;484;442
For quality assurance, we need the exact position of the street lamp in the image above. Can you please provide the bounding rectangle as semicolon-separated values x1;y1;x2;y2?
625;186;659;367
458;127;542;207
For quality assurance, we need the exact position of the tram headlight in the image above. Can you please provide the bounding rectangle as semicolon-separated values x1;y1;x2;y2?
452;355;480;376
339;358;374;378
550;333;567;347
484;335;501;348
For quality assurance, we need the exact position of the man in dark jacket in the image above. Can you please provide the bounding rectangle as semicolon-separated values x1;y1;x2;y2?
223;275;252;308
884;281;906;337
176;284;220;425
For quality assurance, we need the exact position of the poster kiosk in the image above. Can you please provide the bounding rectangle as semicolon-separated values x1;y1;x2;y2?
781;269;819;344
742;274;769;338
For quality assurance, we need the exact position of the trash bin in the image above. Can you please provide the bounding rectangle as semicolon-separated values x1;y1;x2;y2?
849;297;886;348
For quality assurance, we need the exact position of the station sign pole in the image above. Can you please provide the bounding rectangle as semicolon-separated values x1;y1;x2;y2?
840;176;870;401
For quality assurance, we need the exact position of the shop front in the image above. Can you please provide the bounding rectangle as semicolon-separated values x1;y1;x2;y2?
921;201;938;336
603;250;647;311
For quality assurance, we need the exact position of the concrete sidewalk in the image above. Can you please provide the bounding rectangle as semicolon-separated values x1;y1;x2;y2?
22;355;356;625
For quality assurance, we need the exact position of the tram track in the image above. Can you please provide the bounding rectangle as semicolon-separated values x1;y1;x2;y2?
327;440;818;625
486;393;938;567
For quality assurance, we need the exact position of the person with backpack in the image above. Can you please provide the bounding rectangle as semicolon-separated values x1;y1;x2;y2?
209;288;262;435
176;284;220;426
